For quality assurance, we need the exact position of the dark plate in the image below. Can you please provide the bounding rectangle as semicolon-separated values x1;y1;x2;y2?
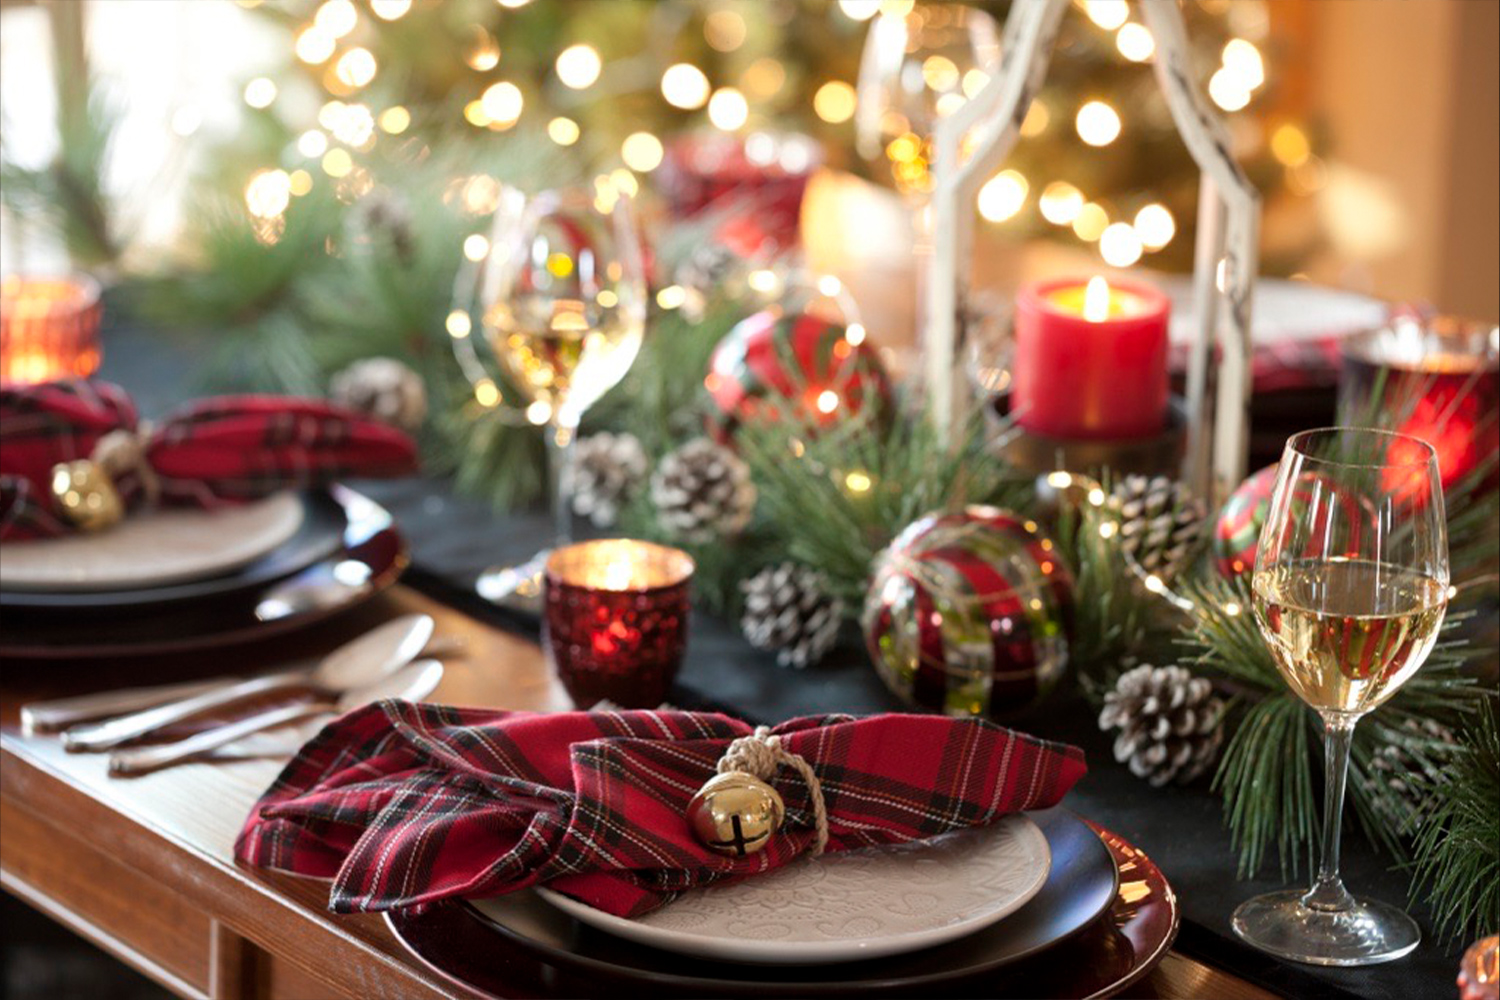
0;486;407;658
385;808;1178;999
0;491;347;612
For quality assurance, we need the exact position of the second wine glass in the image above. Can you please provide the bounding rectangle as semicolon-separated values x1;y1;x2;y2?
477;185;648;545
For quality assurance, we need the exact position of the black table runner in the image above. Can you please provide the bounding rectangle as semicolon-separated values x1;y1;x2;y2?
96;313;1461;1000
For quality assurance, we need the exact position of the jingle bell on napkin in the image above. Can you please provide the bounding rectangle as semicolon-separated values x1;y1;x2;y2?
236;704;1086;919
0;379;417;541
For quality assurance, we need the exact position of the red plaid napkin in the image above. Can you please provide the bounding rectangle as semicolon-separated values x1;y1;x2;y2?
0;380;416;541
235;703;1086;917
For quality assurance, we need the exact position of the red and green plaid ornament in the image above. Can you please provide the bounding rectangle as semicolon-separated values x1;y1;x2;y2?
862;506;1074;719
1213;463;1279;578
705;307;891;441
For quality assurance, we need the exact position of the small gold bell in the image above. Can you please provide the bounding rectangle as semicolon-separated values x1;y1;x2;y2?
50;460;124;533
687;771;785;857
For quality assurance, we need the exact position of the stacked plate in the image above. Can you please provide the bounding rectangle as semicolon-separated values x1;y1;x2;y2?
0;486;407;657
388;808;1179;999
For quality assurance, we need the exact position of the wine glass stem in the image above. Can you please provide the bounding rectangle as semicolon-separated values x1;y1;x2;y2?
547;421;577;547
1305;716;1358;912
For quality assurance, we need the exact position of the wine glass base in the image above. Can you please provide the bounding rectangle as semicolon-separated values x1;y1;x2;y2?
1231;889;1421;966
475;551;550;613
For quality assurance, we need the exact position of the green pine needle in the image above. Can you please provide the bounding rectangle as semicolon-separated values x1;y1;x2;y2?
1407;699;1500;944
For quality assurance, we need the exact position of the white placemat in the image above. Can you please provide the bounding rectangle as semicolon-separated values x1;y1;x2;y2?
0;492;304;592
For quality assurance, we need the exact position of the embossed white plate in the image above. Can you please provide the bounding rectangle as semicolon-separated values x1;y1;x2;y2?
520;814;1051;965
0;492;303;591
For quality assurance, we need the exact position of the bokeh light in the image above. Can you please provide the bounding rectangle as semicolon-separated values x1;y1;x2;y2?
548;117;580;146
814;81;857;123
1099;222;1143;266
1133;204;1175;249
1076;101;1121;146
977;170;1028;222
243;78;277;109
708;87;748;130
662;64;711;109
480;82;523;127
621;132;664;172
1116;24;1155;62
1039;181;1084;225
556;44;602;89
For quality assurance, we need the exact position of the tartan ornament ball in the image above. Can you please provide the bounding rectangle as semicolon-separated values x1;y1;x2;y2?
863;506;1074;719
1213;463;1279;578
705;307;891;441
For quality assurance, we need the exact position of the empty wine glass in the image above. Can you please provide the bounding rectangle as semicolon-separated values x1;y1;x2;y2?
455;185;647;604
1235;427;1450;966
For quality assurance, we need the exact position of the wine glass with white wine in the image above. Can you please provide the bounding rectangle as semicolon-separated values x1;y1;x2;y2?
1234;427;1450;966
462;185;647;604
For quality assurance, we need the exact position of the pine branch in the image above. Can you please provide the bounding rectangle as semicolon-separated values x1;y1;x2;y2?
1407;699;1500;944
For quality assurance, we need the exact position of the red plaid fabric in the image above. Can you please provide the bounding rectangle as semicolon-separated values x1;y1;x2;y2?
0;380;416;541
235;704;1086;917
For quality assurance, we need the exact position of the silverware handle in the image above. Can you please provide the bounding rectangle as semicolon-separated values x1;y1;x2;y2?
108;702;331;776
22;678;239;734
62;672;307;752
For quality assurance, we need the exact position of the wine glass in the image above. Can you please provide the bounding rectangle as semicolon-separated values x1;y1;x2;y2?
461;186;647;603
1234;427;1450;966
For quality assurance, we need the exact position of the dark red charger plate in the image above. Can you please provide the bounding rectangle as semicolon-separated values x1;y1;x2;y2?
385;809;1179;999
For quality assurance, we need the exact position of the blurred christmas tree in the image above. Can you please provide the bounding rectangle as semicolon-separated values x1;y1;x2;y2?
12;0;1323;504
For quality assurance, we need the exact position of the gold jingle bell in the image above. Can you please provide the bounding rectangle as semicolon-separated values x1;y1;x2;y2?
50;460;124;533
687;771;785;857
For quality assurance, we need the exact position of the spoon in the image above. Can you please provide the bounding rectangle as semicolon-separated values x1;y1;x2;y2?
62;614;435;753
108;659;444;775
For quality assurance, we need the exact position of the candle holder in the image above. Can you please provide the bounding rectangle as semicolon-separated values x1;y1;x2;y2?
543;540;695;709
1459;935;1499;1000
0;275;103;386
987;390;1189;480
1339;314;1499;490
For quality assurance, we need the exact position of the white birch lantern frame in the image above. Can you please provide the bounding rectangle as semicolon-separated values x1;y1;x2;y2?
923;0;1259;501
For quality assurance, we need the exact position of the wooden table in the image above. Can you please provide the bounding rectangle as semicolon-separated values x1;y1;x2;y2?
1;585;1274;1000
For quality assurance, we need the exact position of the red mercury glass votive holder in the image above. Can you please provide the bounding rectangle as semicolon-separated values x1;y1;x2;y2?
0;274;104;386
1339;313;1500;490
543;540;695;709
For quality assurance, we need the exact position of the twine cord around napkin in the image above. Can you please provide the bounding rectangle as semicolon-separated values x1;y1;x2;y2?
92;424;159;505
717;724;829;856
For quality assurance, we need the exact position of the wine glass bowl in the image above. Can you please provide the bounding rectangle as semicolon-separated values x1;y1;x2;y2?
1234;427;1449;966
478;187;647;434
855;2;1001;201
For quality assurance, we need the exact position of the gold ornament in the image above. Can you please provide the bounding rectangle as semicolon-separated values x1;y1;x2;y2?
686;771;785;857
49;460;124;532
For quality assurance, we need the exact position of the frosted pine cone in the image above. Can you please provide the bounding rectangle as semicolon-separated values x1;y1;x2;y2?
651;438;757;542
571;432;648;528
741;563;844;669
1111;475;1207;582
1098;664;1225;786
329;357;427;433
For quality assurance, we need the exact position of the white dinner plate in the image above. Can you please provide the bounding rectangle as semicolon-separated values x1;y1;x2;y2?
504;814;1051;966
0;491;304;591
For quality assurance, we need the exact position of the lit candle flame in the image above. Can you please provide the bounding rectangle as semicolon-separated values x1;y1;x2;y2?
602;559;635;591
1082;276;1110;323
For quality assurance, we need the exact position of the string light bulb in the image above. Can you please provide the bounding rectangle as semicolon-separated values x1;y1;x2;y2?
621;132;664;172
1075;101;1121;146
243;78;277;109
555;44;601;89
977;170;1028;222
661;63;710;109
707;87;748;131
548;117;580;146
1099;223;1143;266
1133;204;1175;249
1116;23;1154;62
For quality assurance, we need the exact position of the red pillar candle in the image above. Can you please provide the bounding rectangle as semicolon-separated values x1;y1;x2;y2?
1011;276;1170;439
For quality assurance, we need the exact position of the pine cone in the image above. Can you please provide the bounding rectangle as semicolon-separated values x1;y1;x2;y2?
329;357;427;433
571;432;648;528
1098;664;1225;786
741;563;844;669
673;243;739;320
651;438;756;542
1362;717;1461;830
1111;475;1207;582
348;189;415;264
